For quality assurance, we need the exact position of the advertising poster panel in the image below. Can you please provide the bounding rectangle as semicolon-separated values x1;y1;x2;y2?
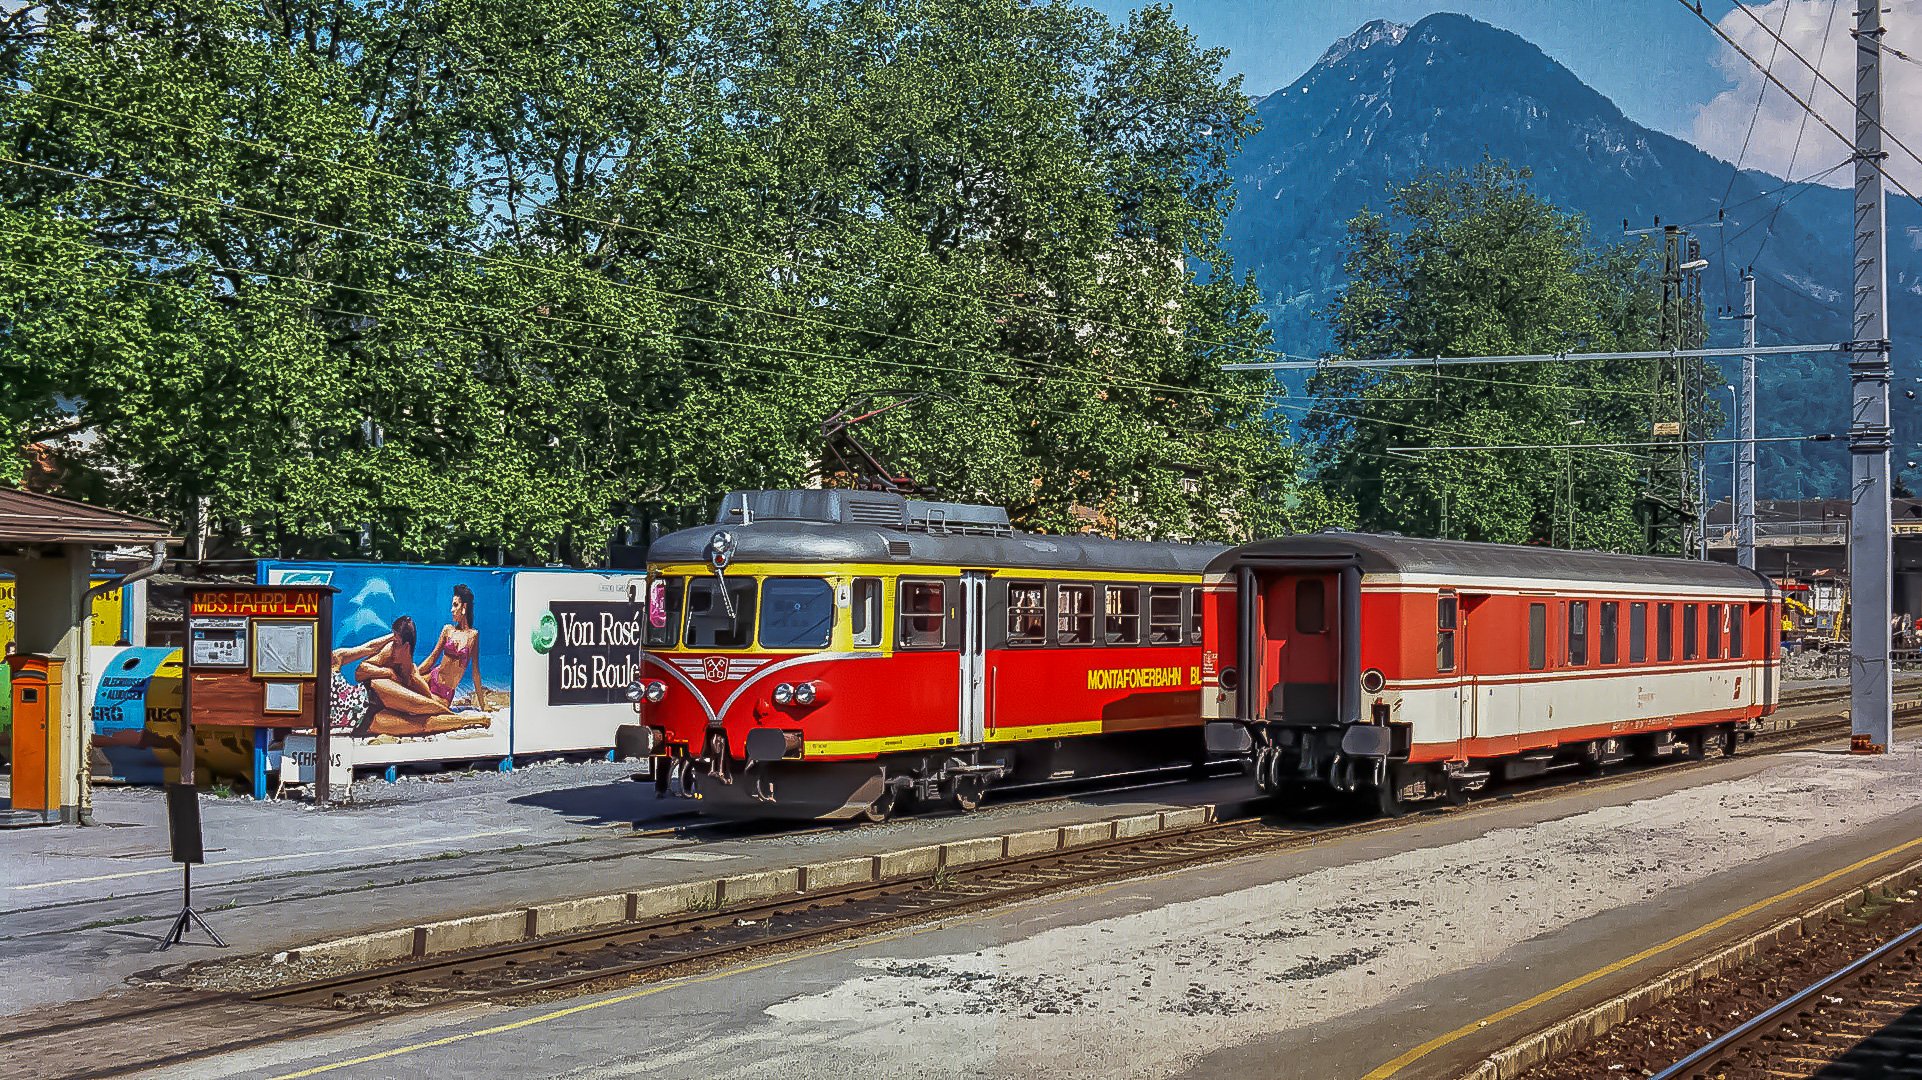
510;571;648;754
260;562;512;766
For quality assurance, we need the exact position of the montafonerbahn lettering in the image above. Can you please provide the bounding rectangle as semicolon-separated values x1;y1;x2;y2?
1087;666;1186;691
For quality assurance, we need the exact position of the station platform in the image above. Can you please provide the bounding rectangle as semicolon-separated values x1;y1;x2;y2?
0;760;1249;1019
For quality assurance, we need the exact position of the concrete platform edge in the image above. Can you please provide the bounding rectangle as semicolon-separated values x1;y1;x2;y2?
1458;853;1922;1080
283;804;1218;966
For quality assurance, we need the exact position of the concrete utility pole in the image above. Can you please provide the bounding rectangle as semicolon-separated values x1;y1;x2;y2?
1738;271;1757;570
1849;0;1894;753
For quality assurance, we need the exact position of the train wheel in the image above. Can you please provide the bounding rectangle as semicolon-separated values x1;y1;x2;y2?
1443;775;1471;807
1720;727;1739;758
1374;773;1406;819
951;778;984;813
1685;730;1708;761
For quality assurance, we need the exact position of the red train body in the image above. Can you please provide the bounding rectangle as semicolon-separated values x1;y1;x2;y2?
1200;535;1781;811
620;490;1224;819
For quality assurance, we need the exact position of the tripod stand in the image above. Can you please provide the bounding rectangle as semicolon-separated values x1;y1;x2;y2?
158;862;226;950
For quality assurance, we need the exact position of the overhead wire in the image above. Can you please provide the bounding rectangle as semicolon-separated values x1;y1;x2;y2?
1679;0;1922;211
1754;0;1844;267
1716;0;1793;306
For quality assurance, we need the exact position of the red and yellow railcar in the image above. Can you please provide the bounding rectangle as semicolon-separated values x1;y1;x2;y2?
619;490;1224;820
1200;535;1780;812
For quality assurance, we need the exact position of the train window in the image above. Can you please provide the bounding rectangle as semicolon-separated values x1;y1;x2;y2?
1657;603;1675;661
1104;586;1142;645
1705;604;1724;659
1730;605;1746;656
685;579;758;649
1187;587;1203;644
1683;604;1700;660
1599;602;1619;664
851;578;883;648
1007;582;1047;645
1296;580;1327;634
1629;602;1648;663
761;578;834;650
1057;584;1096;645
1148;587;1183;644
1528;603;1547;670
1436;592;1457;673
897;580;946;649
646;576;683;649
1567;601;1589;666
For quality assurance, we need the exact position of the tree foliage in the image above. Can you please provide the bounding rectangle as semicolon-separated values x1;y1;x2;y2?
0;0;1296;560
1305;162;1715;553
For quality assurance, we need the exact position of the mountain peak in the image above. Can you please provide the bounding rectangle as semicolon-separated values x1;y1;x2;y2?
1317;19;1408;67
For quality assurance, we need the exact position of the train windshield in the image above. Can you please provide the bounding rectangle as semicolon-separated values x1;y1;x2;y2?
760;578;834;649
685;578;759;648
647;576;683;649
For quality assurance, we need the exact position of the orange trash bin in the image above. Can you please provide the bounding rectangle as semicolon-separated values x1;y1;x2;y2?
7;654;65;821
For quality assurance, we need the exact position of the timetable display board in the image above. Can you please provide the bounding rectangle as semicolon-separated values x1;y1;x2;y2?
184;587;331;728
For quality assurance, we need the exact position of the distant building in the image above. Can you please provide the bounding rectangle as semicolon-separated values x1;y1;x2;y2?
1704;497;1922;619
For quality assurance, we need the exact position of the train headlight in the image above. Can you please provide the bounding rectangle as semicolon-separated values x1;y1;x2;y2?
624;680;645;703
1360;669;1386;694
645;681;667;703
772;682;795;705
794;681;817;706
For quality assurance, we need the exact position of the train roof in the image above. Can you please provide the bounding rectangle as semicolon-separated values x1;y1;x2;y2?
646;490;1226;574
1212;533;1774;593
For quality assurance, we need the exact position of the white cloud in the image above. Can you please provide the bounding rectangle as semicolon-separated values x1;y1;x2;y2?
1691;0;1922;191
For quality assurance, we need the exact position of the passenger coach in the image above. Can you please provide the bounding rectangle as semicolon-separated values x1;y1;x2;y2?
1200;535;1780;813
621;489;1225;820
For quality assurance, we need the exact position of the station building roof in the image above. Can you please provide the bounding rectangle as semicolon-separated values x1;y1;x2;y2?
0;488;177;548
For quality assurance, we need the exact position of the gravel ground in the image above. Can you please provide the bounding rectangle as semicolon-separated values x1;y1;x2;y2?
701;750;1922;1080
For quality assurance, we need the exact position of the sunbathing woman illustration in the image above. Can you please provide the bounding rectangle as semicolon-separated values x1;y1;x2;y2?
330;616;487;738
418;583;488;713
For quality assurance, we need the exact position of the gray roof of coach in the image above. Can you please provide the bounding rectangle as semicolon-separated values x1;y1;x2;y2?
648;519;1227;574
1214;533;1772;591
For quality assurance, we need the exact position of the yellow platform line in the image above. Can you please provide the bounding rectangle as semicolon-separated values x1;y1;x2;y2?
1360;831;1922;1079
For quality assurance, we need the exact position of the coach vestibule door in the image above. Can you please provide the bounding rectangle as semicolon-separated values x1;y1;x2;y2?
958;571;989;745
1455;594;1490;751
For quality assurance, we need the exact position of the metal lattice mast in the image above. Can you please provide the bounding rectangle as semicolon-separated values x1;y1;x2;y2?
1849;0;1894;752
1739;271;1757;570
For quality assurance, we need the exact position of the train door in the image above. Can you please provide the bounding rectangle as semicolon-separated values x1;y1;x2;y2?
1261;573;1339;723
958;570;989;745
1450;593;1473;751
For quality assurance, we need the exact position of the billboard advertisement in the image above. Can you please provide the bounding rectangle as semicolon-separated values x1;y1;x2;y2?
511;571;647;754
260;561;513;766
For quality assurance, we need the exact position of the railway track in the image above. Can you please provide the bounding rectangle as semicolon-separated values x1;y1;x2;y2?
0;686;1907;1079
1652;921;1922;1079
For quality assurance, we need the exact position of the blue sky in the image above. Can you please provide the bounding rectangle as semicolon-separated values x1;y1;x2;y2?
1083;1;1745;141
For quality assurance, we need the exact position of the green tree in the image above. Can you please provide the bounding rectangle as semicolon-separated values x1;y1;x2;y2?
0;0;1297;559
1306;162;1712;552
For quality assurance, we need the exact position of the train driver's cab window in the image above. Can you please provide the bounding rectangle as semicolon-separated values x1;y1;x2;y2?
1057;584;1096;645
1683;604;1700;660
1148;587;1183;645
1436;591;1457;673
646;576;684;649
760;578;834;649
1528;603;1547;671
1105;586;1141;645
685;578;758;649
1296;579;1327;634
851;578;883;648
897;580;946;649
1007;582;1047;646
1705;604;1724;659
1730;605;1746;656
1657;603;1675;661
1629;602;1648;663
1599;602;1619;664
